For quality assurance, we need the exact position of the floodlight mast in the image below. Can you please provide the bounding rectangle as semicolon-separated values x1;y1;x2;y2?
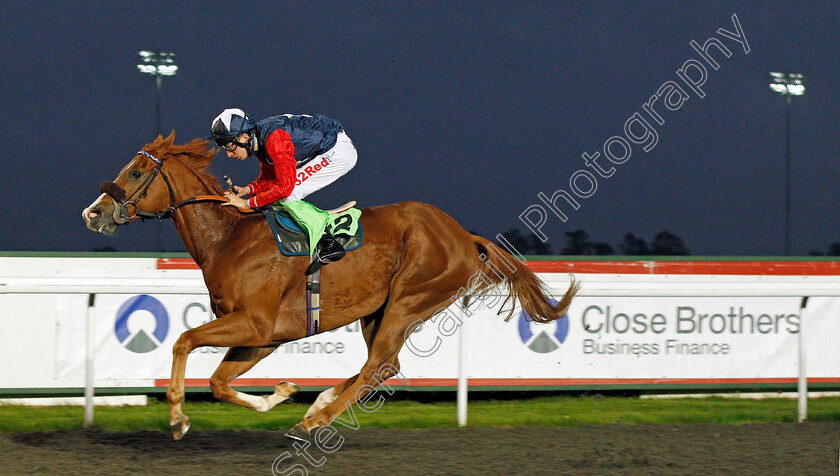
137;50;178;253
769;72;805;256
137;50;178;137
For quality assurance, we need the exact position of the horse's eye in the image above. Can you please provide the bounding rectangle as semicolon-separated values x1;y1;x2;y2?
131;170;142;179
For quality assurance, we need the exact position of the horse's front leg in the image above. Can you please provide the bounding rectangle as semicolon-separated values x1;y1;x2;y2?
167;313;271;440
209;346;300;412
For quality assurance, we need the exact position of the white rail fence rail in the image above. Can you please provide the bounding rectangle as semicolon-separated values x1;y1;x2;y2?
0;276;835;427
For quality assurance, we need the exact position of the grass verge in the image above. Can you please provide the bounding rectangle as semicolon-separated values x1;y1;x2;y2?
1;395;839;433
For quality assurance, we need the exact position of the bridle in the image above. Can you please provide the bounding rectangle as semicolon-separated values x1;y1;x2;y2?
101;150;233;224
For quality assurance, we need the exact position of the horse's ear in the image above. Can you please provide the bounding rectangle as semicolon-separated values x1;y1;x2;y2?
157;130;176;154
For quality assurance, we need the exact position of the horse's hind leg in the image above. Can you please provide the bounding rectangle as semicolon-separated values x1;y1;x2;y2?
209;346;300;412
287;326;409;439
304;308;385;419
288;290;449;439
304;375;357;419
303;359;401;419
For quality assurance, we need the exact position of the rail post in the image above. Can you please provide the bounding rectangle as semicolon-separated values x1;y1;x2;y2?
797;296;808;422
457;296;469;427
84;293;95;427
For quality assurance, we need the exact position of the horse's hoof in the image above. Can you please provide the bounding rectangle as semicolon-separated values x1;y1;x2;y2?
171;416;191;441
276;381;300;398
284;423;310;442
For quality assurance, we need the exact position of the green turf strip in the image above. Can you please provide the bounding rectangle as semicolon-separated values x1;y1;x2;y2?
2;395;840;433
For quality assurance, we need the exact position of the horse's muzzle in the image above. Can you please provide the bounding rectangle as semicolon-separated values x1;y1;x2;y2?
83;192;124;234
97;181;133;225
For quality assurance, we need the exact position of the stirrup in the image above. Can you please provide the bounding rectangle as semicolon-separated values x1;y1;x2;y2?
305;247;346;275
305;258;323;276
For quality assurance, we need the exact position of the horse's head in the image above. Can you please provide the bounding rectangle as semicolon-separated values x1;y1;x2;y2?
83;131;179;234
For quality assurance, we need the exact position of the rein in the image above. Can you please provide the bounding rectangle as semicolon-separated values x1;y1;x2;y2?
101;150;249;223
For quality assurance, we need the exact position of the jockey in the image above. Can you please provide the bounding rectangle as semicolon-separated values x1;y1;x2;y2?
209;108;357;266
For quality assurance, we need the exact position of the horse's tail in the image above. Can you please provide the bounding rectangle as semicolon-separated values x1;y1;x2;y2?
471;236;580;323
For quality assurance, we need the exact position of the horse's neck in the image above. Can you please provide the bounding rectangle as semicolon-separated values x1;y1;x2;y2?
167;167;245;268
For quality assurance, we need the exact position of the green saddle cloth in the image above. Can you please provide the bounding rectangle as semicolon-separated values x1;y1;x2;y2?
263;201;362;257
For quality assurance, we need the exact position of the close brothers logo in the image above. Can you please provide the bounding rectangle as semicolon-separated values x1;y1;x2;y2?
114;295;170;353
518;298;568;353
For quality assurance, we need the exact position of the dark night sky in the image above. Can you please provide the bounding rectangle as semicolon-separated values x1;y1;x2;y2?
2;1;838;255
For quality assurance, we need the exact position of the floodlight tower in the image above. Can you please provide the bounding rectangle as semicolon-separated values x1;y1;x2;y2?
137;51;178;252
137;51;178;137
769;72;805;256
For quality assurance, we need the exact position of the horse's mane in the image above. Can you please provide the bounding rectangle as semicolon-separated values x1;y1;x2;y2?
148;137;224;195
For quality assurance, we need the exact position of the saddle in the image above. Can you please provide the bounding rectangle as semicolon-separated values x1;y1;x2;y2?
262;200;363;338
262;201;363;257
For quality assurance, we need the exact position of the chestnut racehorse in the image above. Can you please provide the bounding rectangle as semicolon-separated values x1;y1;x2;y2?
82;132;579;441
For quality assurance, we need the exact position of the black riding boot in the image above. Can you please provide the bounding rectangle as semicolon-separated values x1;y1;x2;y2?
306;232;346;275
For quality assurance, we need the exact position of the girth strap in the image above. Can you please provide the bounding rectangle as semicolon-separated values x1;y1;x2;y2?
306;267;321;337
